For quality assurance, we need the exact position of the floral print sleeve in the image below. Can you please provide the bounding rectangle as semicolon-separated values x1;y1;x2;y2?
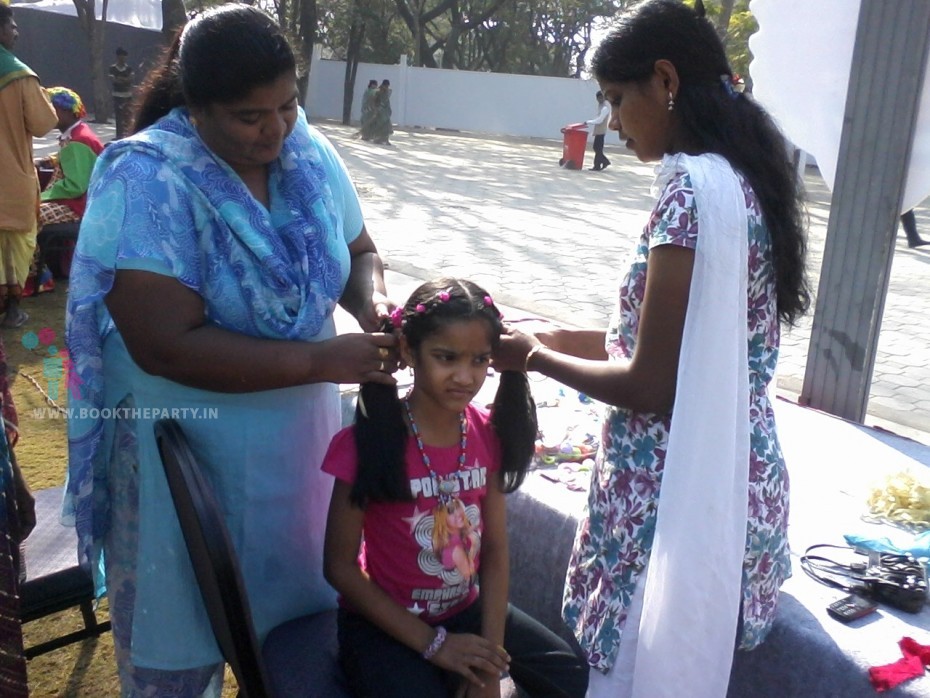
649;171;698;250
605;171;698;359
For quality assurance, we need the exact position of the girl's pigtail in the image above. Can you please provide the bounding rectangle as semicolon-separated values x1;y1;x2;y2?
491;370;538;493
351;320;411;507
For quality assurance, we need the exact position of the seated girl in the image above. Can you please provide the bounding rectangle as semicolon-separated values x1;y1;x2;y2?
323;278;588;698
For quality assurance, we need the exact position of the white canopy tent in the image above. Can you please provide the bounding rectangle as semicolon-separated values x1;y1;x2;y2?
749;0;930;424
10;0;162;31
750;0;930;213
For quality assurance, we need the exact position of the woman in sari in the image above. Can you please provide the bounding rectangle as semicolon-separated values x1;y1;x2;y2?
65;5;400;695
358;79;378;141
371;79;394;145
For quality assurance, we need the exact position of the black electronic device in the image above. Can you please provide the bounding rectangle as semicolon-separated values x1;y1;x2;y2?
826;593;879;623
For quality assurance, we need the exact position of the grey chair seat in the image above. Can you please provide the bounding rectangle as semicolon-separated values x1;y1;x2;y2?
19;485;110;658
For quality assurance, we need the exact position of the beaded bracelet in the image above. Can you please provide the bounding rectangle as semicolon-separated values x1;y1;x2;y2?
422;626;447;660
524;344;546;372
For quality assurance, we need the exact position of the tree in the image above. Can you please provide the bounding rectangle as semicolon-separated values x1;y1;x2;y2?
725;5;757;83
327;0;622;75
713;0;735;47
162;0;188;42
686;0;757;80
438;0;510;69
462;0;621;77
72;0;110;122
341;2;368;124
254;0;319;103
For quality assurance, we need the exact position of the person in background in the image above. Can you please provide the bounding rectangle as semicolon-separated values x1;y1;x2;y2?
29;87;104;293
901;209;928;248
109;47;133;139
0;4;57;328
65;5;398;695
37;87;105;228
358;78;378;141
495;1;810;696
586;91;611;171
323;278;587;698
371;78;393;145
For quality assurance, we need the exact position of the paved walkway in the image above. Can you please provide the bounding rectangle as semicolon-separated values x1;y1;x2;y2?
316;121;930;443
35;118;930;443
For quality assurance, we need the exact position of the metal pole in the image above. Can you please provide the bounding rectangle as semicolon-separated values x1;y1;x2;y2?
800;0;930;422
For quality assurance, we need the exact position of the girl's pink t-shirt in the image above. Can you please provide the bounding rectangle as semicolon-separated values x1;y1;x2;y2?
322;403;501;621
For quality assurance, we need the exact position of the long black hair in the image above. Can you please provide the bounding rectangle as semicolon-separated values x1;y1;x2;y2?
351;278;537;507
132;4;296;133
592;0;810;326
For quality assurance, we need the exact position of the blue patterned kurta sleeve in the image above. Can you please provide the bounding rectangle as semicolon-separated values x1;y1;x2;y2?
102;150;203;281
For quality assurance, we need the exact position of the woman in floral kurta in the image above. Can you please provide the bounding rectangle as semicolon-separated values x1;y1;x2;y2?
494;1;810;694
561;167;790;670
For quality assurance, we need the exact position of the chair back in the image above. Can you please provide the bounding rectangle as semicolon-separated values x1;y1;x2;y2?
154;418;271;698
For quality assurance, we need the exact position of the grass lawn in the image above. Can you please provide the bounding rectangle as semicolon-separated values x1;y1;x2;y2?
7;283;239;696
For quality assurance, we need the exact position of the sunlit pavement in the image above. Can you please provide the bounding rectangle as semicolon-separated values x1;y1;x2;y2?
36;117;930;443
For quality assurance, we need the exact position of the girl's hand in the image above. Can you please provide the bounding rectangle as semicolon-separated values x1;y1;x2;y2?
456;672;503;698
430;632;510;690
492;328;541;373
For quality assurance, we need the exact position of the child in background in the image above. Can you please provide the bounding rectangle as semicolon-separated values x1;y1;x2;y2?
323;278;587;698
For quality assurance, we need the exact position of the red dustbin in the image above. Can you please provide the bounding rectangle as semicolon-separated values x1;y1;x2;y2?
559;123;589;170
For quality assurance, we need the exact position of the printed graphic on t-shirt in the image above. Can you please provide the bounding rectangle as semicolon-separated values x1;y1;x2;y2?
404;465;487;617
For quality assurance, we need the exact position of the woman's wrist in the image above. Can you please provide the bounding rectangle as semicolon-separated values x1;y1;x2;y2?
298;340;330;385
524;344;547;372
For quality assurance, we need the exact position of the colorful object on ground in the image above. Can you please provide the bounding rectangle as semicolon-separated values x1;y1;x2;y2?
866;469;930;531
536;439;597;466
869;637;930;692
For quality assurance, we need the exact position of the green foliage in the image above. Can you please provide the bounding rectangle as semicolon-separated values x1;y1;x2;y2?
469;0;622;77
175;0;756;80
318;0;409;64
683;0;757;80
726;6;758;79
317;0;626;77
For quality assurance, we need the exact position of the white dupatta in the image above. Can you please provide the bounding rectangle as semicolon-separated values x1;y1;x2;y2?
631;153;751;698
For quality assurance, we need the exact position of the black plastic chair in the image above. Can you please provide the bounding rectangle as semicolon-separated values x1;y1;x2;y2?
19;486;111;658
154;419;348;698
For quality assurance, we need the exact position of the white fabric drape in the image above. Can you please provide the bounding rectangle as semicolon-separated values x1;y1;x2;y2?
749;0;930;213
629;153;751;698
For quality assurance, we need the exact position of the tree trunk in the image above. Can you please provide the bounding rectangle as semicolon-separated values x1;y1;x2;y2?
715;0;736;48
296;0;318;106
161;0;187;44
342;15;365;124
72;0;110;122
90;1;108;122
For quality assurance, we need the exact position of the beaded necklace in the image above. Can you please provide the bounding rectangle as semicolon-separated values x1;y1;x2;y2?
402;395;468;506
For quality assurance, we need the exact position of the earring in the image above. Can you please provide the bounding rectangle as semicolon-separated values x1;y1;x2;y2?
667;92;675;111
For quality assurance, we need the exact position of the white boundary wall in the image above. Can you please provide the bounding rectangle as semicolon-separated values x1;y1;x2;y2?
306;54;601;140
